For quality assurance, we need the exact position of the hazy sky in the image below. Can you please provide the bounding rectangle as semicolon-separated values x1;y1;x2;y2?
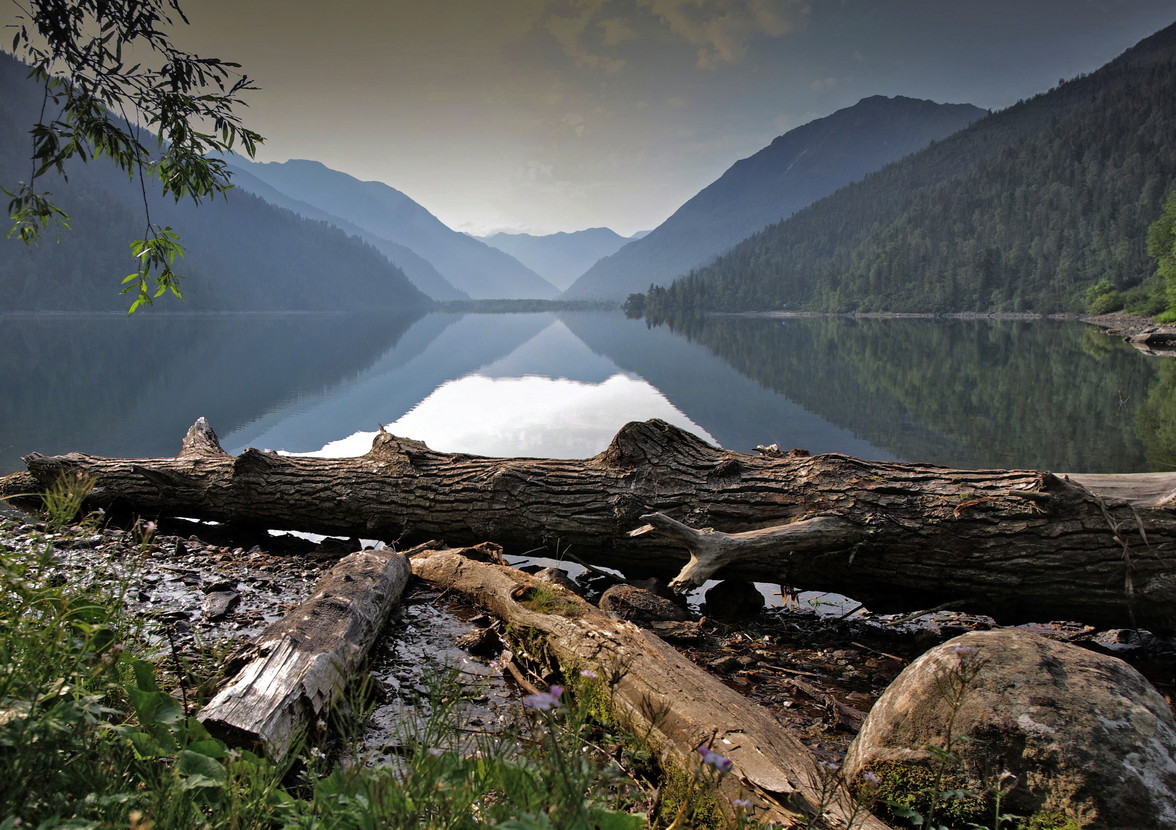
27;1;1176;236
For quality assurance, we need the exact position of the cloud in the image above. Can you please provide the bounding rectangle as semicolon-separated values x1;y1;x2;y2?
598;15;639;45
544;5;628;73
538;0;808;75
641;0;811;69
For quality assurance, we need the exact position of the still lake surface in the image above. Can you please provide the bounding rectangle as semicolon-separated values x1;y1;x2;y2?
2;311;1173;476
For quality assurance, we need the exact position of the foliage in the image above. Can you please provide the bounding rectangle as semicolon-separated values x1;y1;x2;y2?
517;583;584;617
4;0;262;311
1146;187;1176;320
641;23;1176;316
40;469;95;529
1083;278;1121;315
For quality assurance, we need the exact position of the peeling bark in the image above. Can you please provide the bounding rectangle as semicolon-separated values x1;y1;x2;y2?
198;547;411;759
6;417;1176;632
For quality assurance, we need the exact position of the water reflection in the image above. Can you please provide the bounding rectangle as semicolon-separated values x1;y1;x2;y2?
1;310;1172;475
307;374;715;459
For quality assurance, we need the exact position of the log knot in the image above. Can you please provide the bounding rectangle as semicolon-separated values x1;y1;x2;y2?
233;448;281;475
367;430;433;465
600;419;719;468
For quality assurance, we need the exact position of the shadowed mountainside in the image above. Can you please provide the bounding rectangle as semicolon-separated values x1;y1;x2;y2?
563;95;985;301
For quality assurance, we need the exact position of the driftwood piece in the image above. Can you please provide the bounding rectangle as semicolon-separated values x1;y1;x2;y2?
6;417;1176;631
410;547;892;829
198;547;411;759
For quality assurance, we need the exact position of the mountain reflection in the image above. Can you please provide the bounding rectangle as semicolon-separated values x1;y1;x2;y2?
1;311;1171;475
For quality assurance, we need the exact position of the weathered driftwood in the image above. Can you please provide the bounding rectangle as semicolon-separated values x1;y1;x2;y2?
410;546;892;829
198;547;411;759
6;417;1176;631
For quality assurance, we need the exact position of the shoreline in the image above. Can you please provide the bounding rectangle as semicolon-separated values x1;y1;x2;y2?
714;309;1176;344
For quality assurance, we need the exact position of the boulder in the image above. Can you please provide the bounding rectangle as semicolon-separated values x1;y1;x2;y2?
844;629;1176;829
703;579;766;618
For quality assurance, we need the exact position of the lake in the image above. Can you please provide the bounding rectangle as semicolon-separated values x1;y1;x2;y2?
2;311;1172;476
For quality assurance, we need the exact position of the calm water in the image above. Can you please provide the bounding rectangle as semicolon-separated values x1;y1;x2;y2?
1;311;1171;475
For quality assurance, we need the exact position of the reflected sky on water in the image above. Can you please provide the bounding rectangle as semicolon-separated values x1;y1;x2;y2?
304;373;715;459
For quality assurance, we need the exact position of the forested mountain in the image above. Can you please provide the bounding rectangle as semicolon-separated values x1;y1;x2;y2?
0;52;432;312
480;228;633;291
642;20;1176;316
563;96;986;301
227;157;560;300
224;165;467;301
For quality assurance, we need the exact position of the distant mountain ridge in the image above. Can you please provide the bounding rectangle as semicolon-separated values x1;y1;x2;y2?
0;52;431;313
643;20;1176;315
223;164;468;301
563;95;986;300
480;228;633;291
228;158;560;301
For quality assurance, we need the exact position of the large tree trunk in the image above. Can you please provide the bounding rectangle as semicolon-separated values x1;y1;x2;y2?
410;546;893;830
198;547;411;759
5;417;1176;632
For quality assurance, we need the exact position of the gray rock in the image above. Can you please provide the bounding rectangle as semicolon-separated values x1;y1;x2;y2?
202;590;241;621
599;584;690;625
533;567;582;595
844;629;1176;829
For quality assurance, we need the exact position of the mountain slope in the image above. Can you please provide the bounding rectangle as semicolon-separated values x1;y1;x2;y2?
563;96;986;300
224;164;468;301
0;53;432;313
480;228;632;291
228;158;560;300
645;20;1176;315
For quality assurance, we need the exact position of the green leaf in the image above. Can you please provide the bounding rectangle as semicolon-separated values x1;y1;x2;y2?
590;808;647;829
185;738;227;760
178;748;228;788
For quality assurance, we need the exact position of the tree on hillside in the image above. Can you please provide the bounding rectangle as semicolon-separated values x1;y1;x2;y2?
4;0;262;311
1148;188;1176;322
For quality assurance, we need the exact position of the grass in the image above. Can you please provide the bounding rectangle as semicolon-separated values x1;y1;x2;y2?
0;489;763;830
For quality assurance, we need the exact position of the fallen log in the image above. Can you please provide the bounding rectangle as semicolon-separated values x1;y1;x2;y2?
410;546;892;829
5;417;1176;632
198;547;411;759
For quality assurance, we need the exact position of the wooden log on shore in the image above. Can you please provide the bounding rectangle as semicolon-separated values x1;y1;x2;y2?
410;546;893;829
198;547;411;759
5;417;1176;632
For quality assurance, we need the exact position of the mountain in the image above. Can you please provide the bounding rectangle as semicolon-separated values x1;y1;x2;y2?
0;53;432;313
226;157;560;300
479;228;633;291
563;95;986;301
643;20;1176;316
224;165;468;301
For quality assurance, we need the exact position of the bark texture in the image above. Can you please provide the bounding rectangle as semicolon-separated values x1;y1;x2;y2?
7;417;1176;631
411;547;892;829
198;546;411;759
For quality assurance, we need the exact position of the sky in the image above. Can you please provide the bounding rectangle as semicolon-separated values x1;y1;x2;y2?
16;0;1176;237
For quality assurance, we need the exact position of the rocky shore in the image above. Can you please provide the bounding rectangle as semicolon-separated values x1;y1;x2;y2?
4;503;1173;766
